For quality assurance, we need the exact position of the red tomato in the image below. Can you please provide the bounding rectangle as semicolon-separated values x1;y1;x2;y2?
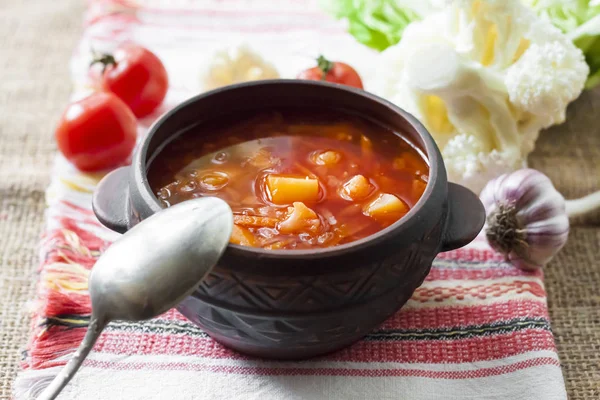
55;92;138;172
297;55;363;89
92;44;168;118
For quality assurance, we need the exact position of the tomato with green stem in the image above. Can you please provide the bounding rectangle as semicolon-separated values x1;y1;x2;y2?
297;55;363;89
91;44;168;118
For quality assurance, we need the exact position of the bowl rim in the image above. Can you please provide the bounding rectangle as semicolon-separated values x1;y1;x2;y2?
135;79;442;259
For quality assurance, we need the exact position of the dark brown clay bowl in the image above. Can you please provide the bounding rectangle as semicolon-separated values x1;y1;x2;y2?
92;80;485;359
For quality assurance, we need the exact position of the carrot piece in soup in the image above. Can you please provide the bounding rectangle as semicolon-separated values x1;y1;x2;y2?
266;174;320;205
230;225;257;246
233;215;278;228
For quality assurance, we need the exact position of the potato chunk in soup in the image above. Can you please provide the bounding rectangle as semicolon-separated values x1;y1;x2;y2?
266;175;320;205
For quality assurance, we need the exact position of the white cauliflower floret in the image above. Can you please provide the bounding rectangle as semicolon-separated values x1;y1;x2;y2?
201;45;279;90
443;135;487;180
506;41;588;127
373;0;588;193
443;134;525;193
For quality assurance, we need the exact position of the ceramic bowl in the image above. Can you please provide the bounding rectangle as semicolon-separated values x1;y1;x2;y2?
92;80;485;359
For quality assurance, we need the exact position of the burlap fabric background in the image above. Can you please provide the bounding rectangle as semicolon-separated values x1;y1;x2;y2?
0;1;598;398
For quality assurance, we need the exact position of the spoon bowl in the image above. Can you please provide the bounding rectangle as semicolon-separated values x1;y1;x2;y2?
38;197;233;400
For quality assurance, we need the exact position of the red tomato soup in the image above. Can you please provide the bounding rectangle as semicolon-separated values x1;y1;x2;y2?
149;109;429;250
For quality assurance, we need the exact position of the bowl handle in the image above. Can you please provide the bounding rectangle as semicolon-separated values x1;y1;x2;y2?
441;183;486;252
92;166;130;234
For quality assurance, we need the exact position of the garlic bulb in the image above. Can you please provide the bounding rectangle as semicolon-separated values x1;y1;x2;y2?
480;169;569;270
201;45;279;91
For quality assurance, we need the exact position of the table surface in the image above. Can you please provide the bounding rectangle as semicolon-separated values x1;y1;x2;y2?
1;1;598;399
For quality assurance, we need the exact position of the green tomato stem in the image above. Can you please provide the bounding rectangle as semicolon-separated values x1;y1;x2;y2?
316;55;334;80
90;52;117;73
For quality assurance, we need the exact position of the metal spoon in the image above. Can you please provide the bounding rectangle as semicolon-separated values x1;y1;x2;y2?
37;197;233;400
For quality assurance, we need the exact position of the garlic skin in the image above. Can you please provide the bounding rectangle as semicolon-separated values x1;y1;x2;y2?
480;169;569;270
201;45;280;91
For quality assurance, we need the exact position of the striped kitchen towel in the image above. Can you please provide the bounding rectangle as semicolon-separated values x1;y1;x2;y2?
14;1;567;399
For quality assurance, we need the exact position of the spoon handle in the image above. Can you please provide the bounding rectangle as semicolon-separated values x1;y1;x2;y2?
37;317;107;400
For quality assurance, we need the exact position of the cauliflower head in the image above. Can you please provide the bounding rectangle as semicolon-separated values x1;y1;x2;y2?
374;0;588;193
